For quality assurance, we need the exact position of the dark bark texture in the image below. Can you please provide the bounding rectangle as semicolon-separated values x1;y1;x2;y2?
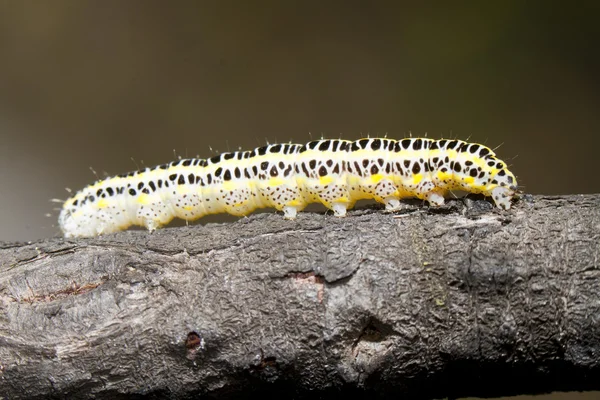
1;194;599;399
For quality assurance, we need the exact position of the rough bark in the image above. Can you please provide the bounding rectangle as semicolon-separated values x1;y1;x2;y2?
0;194;599;399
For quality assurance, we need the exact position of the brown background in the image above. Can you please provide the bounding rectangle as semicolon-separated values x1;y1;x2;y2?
0;1;599;398
1;1;599;242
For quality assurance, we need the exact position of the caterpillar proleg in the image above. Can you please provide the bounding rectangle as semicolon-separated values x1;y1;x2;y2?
59;138;518;238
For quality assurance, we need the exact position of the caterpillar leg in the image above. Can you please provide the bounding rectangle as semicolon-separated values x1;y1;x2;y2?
137;202;176;232
425;190;446;207
413;180;446;207
143;218;162;233
283;205;298;219
331;202;348;217
372;179;400;205
384;197;402;211
489;186;515;210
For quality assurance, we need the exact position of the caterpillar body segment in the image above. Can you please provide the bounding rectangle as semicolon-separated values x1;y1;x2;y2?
295;140;353;217
59;138;518;238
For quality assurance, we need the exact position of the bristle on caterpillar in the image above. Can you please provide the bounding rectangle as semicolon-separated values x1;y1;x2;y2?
59;138;518;238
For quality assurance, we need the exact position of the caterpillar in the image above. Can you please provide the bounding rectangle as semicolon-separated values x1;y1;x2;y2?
59;138;518;238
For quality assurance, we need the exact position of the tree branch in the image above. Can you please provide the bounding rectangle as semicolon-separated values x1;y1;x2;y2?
1;194;599;399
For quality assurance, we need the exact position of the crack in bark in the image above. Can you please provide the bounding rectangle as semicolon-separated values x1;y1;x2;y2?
9;281;103;303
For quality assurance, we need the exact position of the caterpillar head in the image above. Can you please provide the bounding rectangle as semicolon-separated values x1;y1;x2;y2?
59;188;111;238
59;201;88;238
487;168;518;210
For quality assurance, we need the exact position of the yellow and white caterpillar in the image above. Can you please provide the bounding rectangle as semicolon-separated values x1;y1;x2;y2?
59;138;518;238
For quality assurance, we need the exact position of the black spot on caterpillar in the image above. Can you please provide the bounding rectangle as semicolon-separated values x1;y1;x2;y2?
59;138;518;237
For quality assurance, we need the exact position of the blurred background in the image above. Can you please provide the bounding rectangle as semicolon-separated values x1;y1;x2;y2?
0;2;598;399
1;1;599;243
